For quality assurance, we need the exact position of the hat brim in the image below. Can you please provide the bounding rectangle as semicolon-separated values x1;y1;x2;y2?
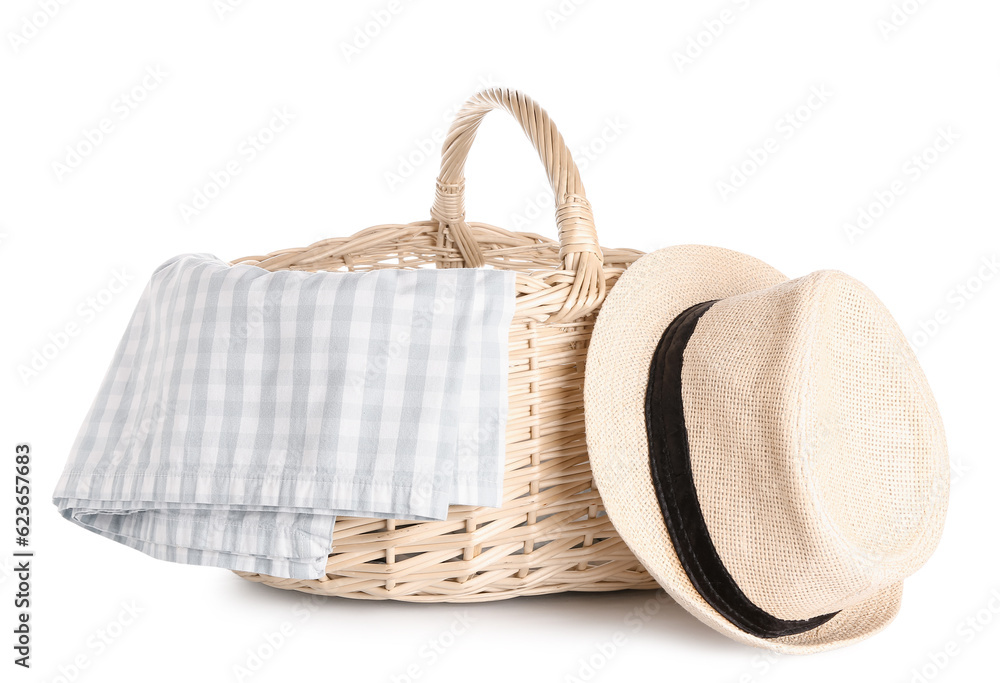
585;244;903;653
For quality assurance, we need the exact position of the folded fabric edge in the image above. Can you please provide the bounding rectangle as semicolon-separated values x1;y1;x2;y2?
58;507;334;580
54;468;455;520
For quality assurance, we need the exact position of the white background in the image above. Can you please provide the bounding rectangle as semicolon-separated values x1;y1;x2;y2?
1;1;998;681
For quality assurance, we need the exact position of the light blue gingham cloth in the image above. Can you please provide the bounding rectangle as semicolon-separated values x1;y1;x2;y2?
53;254;516;579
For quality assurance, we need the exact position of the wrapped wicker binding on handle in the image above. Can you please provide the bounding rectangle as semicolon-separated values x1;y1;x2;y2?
233;88;656;601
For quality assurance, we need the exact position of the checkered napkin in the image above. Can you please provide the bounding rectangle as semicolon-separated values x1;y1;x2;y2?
53;254;516;579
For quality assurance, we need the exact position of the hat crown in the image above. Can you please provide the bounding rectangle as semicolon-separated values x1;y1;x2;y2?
683;270;949;621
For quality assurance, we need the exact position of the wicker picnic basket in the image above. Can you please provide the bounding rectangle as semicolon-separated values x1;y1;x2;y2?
232;88;658;602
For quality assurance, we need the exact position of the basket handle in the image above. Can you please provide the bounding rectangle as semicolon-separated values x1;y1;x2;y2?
430;88;605;322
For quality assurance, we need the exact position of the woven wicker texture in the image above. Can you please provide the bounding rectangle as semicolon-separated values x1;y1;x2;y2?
585;245;949;652
231;88;659;601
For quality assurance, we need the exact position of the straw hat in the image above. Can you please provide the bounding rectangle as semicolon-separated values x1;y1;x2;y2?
585;244;949;653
